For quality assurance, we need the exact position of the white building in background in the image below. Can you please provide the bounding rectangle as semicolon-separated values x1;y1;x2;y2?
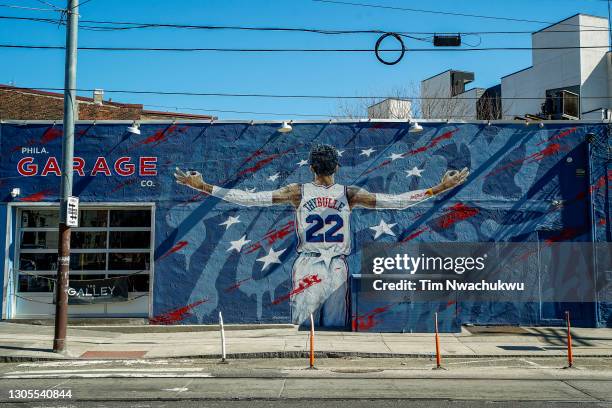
421;70;483;120
367;98;412;119
418;13;611;121
502;13;611;120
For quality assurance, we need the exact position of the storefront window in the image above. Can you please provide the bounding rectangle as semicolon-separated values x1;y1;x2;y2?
16;207;153;293
109;231;150;249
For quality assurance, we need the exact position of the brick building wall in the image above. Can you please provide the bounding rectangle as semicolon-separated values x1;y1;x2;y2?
0;86;215;121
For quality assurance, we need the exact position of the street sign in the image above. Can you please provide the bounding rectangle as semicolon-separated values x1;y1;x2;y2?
66;196;79;227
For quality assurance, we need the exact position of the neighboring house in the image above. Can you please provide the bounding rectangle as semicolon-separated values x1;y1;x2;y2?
420;70;501;120
419;14;612;121
502;14;611;120
0;85;217;121
367;98;412;119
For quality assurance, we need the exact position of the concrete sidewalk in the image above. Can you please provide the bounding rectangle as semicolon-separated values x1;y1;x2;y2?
2;322;612;362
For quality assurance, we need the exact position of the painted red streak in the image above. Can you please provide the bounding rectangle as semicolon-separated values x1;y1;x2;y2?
365;130;457;175
518;227;585;260
225;277;253;293
12;127;64;151
590;172;612;194
245;221;295;254
272;274;322;305
111;178;137;193
40;127;63;144
133;125;182;148
364;159;392;175
149;298;208;325
238;155;278;176
368;122;387;131
241;148;265;165
401;226;429;242
245;242;262;254
236;147;296;177
158;240;189;260
19;189;53;202
436;203;479;229
486;143;565;178
403;129;458;157
352;304;392;331
184;191;209;203
536;127;577;146
599;218;607;225
264;221;295;244
544;227;583;245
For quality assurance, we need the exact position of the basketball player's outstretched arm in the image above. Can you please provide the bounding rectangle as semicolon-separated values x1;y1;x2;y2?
347;168;469;209
173;167;302;207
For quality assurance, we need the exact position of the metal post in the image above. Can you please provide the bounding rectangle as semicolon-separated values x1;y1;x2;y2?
565;311;574;368
219;311;227;363
309;313;315;369
53;0;79;353
434;312;442;369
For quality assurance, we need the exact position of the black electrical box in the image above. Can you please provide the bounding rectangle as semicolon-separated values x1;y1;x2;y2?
433;34;462;47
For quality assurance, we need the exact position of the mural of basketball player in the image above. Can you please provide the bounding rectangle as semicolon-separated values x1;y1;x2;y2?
174;144;469;327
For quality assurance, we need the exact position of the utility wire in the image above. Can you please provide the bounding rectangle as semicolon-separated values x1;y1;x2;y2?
2;15;611;36
0;3;59;11
3;86;611;100
2;44;612;52
144;104;342;118
312;0;610;29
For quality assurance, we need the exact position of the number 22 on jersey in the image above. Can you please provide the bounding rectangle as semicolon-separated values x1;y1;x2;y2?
305;214;344;243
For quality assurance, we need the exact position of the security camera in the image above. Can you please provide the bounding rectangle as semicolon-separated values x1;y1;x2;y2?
10;188;20;198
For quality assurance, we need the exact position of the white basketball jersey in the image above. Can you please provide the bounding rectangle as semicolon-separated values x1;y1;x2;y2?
296;183;351;256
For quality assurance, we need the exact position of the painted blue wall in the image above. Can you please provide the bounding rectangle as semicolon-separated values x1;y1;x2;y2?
0;122;609;330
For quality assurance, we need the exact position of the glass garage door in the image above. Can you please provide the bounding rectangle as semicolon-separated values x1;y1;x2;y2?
14;206;153;318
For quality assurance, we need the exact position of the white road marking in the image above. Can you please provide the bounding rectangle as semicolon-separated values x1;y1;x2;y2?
18;359;169;367
162;387;189;393
447;358;516;365
3;373;212;379
6;367;205;375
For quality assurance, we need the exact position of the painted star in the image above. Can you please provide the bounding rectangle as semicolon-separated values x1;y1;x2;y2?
405;166;424;178
360;148;376;157
268;172;280;182
388;153;404;161
312;246;340;269
256;246;287;271
219;215;241;230
227;235;250;253
297;159;309;167
337;149;345;157
370;219;397;240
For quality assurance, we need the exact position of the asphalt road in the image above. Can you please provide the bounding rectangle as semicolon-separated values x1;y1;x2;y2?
1;401;611;408
0;358;610;406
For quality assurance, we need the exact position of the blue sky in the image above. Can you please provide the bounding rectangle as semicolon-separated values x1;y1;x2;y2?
0;0;610;119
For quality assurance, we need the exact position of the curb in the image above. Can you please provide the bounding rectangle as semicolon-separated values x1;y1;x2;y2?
2;351;612;363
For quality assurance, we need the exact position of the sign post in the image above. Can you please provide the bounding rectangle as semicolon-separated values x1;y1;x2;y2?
53;0;79;354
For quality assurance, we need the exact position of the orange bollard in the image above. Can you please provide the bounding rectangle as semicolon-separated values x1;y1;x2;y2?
565;311;574;368
309;313;315;369
434;312;442;369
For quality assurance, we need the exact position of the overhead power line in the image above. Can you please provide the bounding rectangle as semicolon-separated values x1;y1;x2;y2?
312;0;610;29
0;2;59;11
2;14;611;36
1;44;612;52
3;86;612;100
144;104;341;118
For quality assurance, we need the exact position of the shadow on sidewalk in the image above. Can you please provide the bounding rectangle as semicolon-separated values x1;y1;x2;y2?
0;345;53;353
